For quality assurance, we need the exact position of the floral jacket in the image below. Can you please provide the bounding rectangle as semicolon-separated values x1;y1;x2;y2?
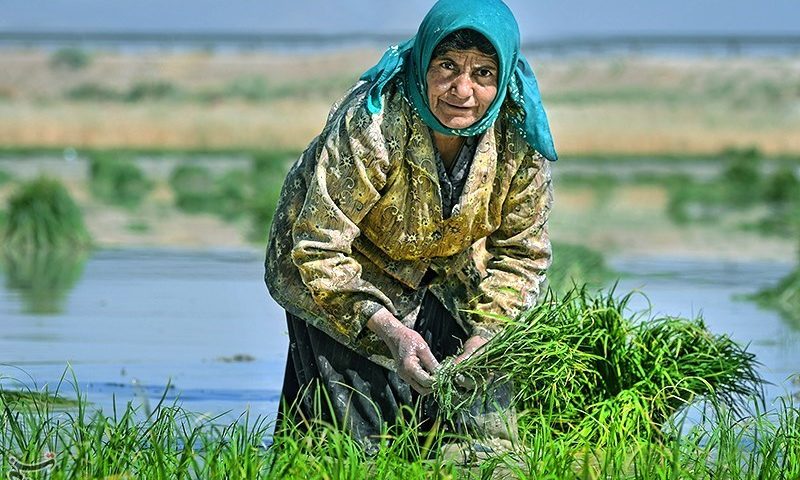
264;78;553;369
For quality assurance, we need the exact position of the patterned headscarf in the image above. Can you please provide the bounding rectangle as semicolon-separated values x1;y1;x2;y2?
360;0;557;161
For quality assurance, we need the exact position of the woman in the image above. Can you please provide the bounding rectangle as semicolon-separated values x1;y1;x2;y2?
265;0;557;452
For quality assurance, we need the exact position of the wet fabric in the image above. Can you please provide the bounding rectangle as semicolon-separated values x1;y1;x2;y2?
359;0;558;161
264;78;553;369
276;291;517;448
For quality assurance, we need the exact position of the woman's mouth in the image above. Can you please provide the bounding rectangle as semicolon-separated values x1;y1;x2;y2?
440;100;474;111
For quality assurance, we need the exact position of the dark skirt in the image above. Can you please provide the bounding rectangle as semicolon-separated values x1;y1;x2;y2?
276;291;515;448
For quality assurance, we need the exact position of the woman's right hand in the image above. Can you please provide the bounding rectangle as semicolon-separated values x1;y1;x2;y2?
367;309;439;394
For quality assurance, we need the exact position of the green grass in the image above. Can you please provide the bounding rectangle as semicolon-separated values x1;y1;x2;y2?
0;390;80;409
2;177;92;252
89;153;153;207
0;372;797;478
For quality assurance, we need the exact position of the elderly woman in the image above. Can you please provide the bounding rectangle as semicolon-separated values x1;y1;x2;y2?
265;0;557;451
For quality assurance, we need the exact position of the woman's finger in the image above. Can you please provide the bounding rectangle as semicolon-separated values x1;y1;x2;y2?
399;372;428;395
455;373;477;390
417;346;440;374
405;358;435;389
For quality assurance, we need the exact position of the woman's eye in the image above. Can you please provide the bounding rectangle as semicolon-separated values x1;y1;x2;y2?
440;61;455;70
477;68;494;78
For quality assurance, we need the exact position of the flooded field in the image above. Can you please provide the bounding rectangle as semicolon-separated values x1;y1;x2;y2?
1;248;796;423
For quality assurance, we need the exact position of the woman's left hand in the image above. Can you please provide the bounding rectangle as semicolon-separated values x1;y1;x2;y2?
453;335;489;390
453;335;488;365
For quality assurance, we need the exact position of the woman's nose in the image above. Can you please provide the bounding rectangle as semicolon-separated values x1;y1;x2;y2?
450;73;474;99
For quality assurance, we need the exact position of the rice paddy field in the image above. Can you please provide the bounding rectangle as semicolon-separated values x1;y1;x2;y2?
1;45;799;478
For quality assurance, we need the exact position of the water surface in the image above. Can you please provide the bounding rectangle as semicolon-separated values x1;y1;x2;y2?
1;249;796;422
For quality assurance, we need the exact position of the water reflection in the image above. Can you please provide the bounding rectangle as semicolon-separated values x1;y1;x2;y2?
1;248;89;314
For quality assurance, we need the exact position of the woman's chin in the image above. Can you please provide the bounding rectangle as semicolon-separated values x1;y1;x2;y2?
438;116;478;130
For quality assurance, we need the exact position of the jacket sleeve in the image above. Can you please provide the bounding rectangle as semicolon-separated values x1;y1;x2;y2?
290;101;396;344
468;149;553;339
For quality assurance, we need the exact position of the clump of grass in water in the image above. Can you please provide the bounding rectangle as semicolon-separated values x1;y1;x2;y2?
433;288;762;441
166;151;295;239
89;153;152;207
751;263;800;324
169;165;254;219
548;242;614;293
169;164;218;213
0;168;12;185
2;177;91;251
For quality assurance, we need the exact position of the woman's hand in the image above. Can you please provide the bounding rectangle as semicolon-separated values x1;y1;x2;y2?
367;309;439;395
453;335;489;365
453;335;489;390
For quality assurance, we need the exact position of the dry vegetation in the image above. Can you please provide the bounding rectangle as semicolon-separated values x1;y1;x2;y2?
0;49;799;154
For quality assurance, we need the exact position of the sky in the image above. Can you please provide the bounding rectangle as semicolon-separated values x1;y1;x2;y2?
1;0;799;40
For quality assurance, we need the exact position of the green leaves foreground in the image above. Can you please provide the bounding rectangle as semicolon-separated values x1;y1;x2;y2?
433;287;763;439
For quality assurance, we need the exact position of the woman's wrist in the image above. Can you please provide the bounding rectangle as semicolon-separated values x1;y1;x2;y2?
367;308;408;348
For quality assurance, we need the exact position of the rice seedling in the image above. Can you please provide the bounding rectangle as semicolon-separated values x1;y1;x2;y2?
2;177;91;252
89;153;153;207
433;288;763;445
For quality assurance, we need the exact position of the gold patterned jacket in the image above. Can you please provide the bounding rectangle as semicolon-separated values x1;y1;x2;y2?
264;77;553;369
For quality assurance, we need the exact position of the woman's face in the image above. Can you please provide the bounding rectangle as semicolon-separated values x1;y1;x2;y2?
426;48;498;130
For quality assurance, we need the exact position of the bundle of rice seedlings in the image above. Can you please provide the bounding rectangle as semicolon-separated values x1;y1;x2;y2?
432;288;762;441
626;317;761;424
3;177;92;252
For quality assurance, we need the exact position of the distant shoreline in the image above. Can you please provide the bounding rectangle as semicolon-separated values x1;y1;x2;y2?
2;31;800;56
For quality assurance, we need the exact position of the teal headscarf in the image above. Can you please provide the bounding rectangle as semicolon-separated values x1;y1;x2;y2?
360;0;557;161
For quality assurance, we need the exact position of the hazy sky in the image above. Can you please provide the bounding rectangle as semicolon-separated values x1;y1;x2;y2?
2;0;799;40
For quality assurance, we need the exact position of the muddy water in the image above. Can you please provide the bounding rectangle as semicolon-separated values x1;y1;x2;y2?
0;249;796;423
